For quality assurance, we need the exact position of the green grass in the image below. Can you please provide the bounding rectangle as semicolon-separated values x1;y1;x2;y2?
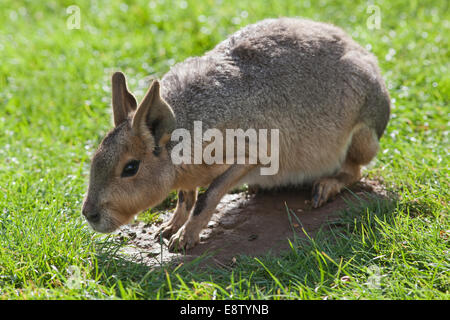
0;0;448;299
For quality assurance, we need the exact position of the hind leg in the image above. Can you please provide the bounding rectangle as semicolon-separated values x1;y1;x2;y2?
312;126;379;208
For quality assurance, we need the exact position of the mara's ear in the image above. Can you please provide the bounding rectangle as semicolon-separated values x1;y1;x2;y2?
132;80;176;148
111;71;138;127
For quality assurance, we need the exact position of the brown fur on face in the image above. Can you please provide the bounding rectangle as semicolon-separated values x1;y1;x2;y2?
82;75;176;233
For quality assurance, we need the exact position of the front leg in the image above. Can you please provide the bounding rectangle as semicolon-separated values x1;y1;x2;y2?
168;165;254;252
154;189;197;240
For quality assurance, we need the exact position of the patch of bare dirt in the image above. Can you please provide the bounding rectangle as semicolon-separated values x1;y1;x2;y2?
115;178;387;267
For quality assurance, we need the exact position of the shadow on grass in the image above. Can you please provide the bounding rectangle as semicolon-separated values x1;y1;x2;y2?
93;183;403;298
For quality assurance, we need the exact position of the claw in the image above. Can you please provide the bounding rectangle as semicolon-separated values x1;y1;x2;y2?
167;226;199;253
168;227;186;252
312;183;321;208
153;229;167;241
168;235;180;252
311;178;342;208
154;223;181;241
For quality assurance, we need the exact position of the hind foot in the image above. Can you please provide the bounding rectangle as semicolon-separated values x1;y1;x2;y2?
312;178;344;208
311;125;379;208
312;160;362;208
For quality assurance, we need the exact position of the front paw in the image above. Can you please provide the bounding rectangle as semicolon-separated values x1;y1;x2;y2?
154;223;179;241
168;226;199;252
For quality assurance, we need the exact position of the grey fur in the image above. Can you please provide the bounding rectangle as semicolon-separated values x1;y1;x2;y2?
162;17;389;140
84;17;390;250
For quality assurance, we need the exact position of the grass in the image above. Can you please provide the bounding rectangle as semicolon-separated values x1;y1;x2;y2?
0;0;448;299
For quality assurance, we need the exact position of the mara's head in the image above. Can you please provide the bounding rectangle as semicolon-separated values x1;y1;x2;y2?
82;72;176;233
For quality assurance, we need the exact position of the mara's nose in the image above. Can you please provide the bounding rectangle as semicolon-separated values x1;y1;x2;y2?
82;201;101;223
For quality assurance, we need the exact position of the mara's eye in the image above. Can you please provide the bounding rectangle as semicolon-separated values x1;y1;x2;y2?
121;160;140;177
